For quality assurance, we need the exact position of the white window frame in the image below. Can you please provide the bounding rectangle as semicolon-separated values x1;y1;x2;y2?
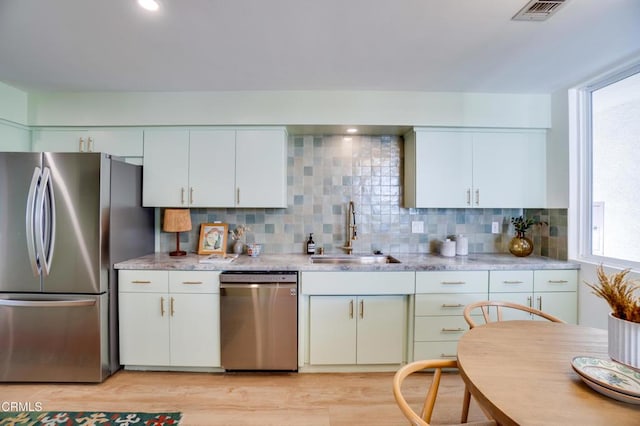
570;60;640;270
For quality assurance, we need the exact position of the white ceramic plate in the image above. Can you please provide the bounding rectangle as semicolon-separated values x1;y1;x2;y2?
571;356;640;397
575;372;640;405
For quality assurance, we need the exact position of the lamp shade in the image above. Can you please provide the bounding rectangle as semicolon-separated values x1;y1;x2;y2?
163;209;192;232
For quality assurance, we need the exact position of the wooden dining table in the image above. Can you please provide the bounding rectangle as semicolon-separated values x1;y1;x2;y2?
457;320;640;426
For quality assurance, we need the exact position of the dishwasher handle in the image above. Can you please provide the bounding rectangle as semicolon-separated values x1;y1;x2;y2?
220;283;297;290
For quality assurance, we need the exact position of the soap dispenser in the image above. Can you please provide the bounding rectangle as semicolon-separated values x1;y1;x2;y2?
306;233;316;255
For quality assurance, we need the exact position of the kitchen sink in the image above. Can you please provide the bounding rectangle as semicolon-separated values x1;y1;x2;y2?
309;254;401;264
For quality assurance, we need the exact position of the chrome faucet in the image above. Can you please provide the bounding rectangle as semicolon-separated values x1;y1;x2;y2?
342;200;358;254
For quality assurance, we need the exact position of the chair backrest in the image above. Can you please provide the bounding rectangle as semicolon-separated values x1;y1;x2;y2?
463;300;565;329
392;359;458;426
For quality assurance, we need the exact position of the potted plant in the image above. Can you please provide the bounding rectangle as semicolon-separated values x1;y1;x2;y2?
508;216;545;257
229;225;250;254
585;265;640;370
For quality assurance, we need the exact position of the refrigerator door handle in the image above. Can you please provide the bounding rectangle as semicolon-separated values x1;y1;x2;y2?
35;167;56;277
25;167;42;277
0;298;96;308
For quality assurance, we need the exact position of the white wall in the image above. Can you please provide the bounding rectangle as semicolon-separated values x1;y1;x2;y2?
26;90;551;129
0;120;30;151
0;82;28;125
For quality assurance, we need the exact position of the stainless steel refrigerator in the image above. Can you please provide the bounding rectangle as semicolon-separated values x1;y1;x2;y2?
0;152;154;382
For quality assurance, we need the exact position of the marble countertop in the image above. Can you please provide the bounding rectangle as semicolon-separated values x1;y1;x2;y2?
115;252;580;272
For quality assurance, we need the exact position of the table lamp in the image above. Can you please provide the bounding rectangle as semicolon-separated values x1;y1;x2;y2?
163;208;192;256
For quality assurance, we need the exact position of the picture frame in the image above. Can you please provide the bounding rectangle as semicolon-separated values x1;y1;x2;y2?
197;223;228;255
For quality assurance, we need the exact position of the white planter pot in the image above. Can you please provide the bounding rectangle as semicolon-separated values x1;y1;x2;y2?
608;312;640;370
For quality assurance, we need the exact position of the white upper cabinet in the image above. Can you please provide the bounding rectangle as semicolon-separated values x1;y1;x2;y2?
31;128;143;158
143;127;287;208
143;129;191;207
404;128;546;208
189;129;236;207
235;129;287;208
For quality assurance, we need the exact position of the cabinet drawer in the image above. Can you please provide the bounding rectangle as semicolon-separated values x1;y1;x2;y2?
534;270;578;292
489;270;533;293
415;293;487;316
119;270;168;292
169;271;220;293
414;316;470;341
301;271;414;295
416;271;488;293
413;341;459;361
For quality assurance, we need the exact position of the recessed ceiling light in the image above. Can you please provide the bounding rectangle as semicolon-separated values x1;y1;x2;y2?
346;128;358;134
138;0;159;12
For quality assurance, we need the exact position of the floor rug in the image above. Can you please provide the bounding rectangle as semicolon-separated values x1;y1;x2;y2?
0;411;181;426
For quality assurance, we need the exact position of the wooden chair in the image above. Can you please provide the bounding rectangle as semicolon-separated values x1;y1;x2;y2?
463;300;565;329
392;359;496;426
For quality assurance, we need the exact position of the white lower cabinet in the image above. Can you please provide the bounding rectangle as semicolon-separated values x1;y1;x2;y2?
119;270;221;368
413;271;488;361
489;269;577;324
309;295;405;365
301;271;414;367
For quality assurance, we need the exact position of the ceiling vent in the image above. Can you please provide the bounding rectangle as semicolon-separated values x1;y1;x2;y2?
512;0;568;21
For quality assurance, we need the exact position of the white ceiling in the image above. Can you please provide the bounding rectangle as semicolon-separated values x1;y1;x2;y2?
0;0;639;94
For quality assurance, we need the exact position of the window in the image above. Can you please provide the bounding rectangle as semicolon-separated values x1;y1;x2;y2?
585;67;640;264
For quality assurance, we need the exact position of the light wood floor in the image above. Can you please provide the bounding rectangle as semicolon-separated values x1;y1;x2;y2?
1;369;488;425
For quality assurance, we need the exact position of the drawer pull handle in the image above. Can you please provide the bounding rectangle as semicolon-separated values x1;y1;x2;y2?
441;328;465;332
440;353;457;358
441;304;464;308
182;281;203;285
548;280;569;284
131;280;151;284
503;280;523;284
442;281;466;285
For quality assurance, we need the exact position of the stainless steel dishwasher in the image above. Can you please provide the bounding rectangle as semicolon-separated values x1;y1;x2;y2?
219;271;298;371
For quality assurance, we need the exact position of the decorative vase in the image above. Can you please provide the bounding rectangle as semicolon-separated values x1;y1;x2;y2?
608;312;640;370
508;233;534;257
233;240;244;255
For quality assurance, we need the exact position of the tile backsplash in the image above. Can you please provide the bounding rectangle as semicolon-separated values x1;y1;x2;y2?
159;134;567;259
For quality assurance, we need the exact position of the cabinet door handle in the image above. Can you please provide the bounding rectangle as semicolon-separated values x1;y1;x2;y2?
466;189;471;206
79;137;85;152
441;328;465;332
131;280;151;284
537;296;542;311
160;296;165;317
181;188;185;205
440;353;457;359
547;280;569;284
527;296;533;308
503;281;524;284
182;281;203;285
349;300;354;319
236;188;240;205
441;281;466;285
475;189;480;206
441;303;464;308
190;187;194;204
359;299;364;319
170;297;175;317
87;137;94;152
